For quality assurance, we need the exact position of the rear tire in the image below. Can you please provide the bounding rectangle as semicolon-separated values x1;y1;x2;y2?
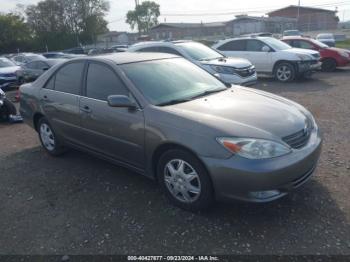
321;58;337;72
37;117;66;156
274;62;296;82
157;149;214;211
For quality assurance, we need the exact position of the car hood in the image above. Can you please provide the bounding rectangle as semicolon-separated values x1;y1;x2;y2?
284;48;319;57
328;47;350;53
163;87;309;140
0;66;21;74
202;57;252;68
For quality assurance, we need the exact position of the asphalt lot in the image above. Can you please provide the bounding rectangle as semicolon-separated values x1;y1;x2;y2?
0;70;350;255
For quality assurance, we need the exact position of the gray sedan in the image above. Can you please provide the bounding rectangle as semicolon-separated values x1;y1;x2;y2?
19;53;322;211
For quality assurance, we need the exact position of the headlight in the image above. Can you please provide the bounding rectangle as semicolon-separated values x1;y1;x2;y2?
338;51;349;58
296;54;312;61
210;65;236;75
217;137;291;159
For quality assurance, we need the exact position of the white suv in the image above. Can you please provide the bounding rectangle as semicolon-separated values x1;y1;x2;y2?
128;41;257;86
212;37;321;82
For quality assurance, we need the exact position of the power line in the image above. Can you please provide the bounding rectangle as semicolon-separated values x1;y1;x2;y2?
160;1;350;16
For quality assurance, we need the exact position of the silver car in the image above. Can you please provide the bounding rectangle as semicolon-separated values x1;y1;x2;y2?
20;53;322;211
128;41;257;86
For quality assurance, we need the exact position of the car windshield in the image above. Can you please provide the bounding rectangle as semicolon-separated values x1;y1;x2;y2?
122;58;227;106
0;57;16;67
310;39;329;48
176;42;223;61
317;34;334;40
263;37;292;50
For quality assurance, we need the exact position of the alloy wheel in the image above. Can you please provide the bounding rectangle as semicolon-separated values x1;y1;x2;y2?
276;65;292;81
40;123;55;151
163;159;201;203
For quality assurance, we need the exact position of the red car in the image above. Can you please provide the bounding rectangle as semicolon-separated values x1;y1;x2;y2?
282;36;350;72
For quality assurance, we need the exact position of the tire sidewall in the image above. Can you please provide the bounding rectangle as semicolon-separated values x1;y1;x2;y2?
321;59;337;72
275;62;296;82
157;149;214;211
38;117;65;156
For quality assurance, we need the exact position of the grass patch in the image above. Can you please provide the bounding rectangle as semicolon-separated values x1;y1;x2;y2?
336;39;350;49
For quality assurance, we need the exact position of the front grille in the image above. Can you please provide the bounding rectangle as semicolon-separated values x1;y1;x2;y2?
282;122;312;149
234;66;255;78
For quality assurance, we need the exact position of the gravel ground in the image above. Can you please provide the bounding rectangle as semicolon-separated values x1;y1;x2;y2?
0;70;349;255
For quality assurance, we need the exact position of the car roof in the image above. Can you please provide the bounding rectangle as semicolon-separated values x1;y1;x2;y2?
74;52;179;65
130;40;194;48
282;36;305;40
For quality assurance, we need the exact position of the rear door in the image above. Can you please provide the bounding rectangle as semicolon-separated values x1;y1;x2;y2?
216;39;247;59
39;61;85;143
79;61;145;169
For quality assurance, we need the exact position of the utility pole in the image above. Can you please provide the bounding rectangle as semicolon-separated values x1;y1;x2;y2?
297;0;300;29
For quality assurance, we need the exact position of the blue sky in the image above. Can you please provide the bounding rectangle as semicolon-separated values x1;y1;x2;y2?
3;0;350;31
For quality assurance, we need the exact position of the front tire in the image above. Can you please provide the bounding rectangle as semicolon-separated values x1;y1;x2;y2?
321;58;337;72
38;117;66;156
274;62;296;82
157;149;214;211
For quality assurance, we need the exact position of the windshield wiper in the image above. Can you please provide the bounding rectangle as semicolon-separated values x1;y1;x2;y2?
190;88;227;99
157;98;192;106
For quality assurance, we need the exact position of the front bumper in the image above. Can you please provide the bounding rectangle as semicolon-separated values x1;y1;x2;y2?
200;127;322;203
297;60;322;74
220;72;258;87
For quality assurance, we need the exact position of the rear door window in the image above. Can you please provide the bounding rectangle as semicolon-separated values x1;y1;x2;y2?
217;40;246;51
54;62;84;95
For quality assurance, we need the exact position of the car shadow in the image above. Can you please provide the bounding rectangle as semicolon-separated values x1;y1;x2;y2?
0;147;349;254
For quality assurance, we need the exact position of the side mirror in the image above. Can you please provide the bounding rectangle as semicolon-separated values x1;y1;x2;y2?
262;46;271;52
107;95;137;109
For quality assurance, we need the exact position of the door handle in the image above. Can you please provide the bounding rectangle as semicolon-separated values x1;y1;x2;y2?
81;105;92;113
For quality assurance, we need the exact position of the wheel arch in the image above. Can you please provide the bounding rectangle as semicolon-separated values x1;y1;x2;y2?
33;112;45;132
151;142;214;187
272;59;297;74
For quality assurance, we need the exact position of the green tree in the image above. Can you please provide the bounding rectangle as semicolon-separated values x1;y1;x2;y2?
126;1;160;34
25;0;110;51
0;13;32;53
